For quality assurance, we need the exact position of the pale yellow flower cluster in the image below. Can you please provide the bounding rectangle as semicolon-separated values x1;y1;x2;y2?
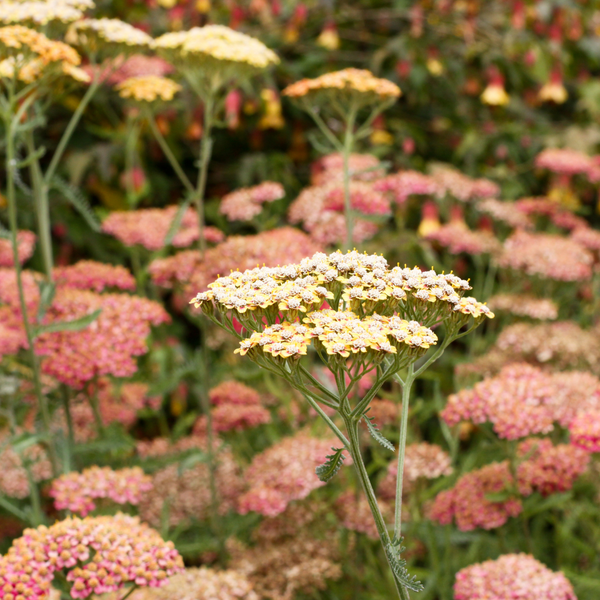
235;310;436;360
0;25;87;83
0;1;83;26
154;24;279;72
66;18;153;54
283;68;401;104
116;75;181;103
190;250;493;362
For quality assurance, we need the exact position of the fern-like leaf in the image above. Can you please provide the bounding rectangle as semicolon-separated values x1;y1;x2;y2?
363;413;395;452
51;175;101;232
385;537;424;593
315;447;345;482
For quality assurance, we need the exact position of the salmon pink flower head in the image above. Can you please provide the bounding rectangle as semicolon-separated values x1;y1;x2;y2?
475;198;533;230
0;231;35;267
102;206;224;252
429;164;499;202
571;226;600;252
428;461;522;531
50;466;152;516
139;443;244;528
516;438;589;497
195;403;271;433
34;288;170;388
535;147;594;177
514;197;587;231
219;181;285;222
441;363;600;439
454;554;576;600
424;221;500;256
461;321;600;378
373;170;438;204
311;152;384;185
209;380;260;406
569;410;600;453
498;230;593;282
149;227;320;292
0;431;52;499
487;294;558;320
53;260;136;292
0;513;184;600
238;432;345;517
288;182;390;245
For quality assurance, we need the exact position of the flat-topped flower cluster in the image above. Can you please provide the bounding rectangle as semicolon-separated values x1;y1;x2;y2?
191;251;493;357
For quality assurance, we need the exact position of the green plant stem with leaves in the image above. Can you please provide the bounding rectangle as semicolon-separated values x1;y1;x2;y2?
2;76;58;476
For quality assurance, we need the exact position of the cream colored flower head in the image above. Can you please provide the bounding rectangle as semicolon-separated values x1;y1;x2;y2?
155;24;278;77
0;1;84;26
283;68;401;112
66;18;153;56
116;75;181;103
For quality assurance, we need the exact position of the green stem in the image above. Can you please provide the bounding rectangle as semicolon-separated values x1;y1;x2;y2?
89;379;105;435
4;106;58;476
342;107;358;252
195;94;215;258
25;127;53;278
119;585;138;600
394;364;413;538
344;415;410;600
61;384;74;471
43;74;101;186
145;107;194;194
0;495;29;522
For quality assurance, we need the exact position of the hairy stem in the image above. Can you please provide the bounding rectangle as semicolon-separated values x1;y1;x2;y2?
394;364;413;537
342;107;357;252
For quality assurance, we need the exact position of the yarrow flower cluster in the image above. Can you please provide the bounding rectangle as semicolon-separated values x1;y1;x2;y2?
0;513;183;599
154;25;279;75
34;288;170;388
514;197;587;231
442;363;600;439
116;75;181;103
194;380;271;433
425;221;500;256
311;153;384;185
66;18;153;55
0;25;87;84
150;228;320;293
237;432;340;517
516;438;589;497
102;206;224;251
53;260;136;292
487;294;558;321
219;181;285;222
569;410;600;453
453;554;576;600
49;466;152;516
428;461;521;531
428;164;500;202
191;251;492;351
139;443;244;528
373;170;439;204
498;230;593;282
128;567;259;600
288;183;389;245
282;68;401;107
379;442;453;499
0;1;86;26
0;433;51;498
0;231;36;267
461;321;600;377
535;147;596;177
475;197;533;230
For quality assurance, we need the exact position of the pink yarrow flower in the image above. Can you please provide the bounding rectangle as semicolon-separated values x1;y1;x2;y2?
0;231;36;267
54;260;136;292
50;466;153;516
569;410;600;453
454;553;576;600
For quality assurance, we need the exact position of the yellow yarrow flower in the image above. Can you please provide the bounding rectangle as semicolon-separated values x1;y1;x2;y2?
116;75;181;103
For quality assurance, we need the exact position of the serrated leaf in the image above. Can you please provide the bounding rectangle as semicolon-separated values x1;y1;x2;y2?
315;447;345;483
36;280;55;323
35;309;101;335
51;175;102;232
385;540;424;593
363;413;395;452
